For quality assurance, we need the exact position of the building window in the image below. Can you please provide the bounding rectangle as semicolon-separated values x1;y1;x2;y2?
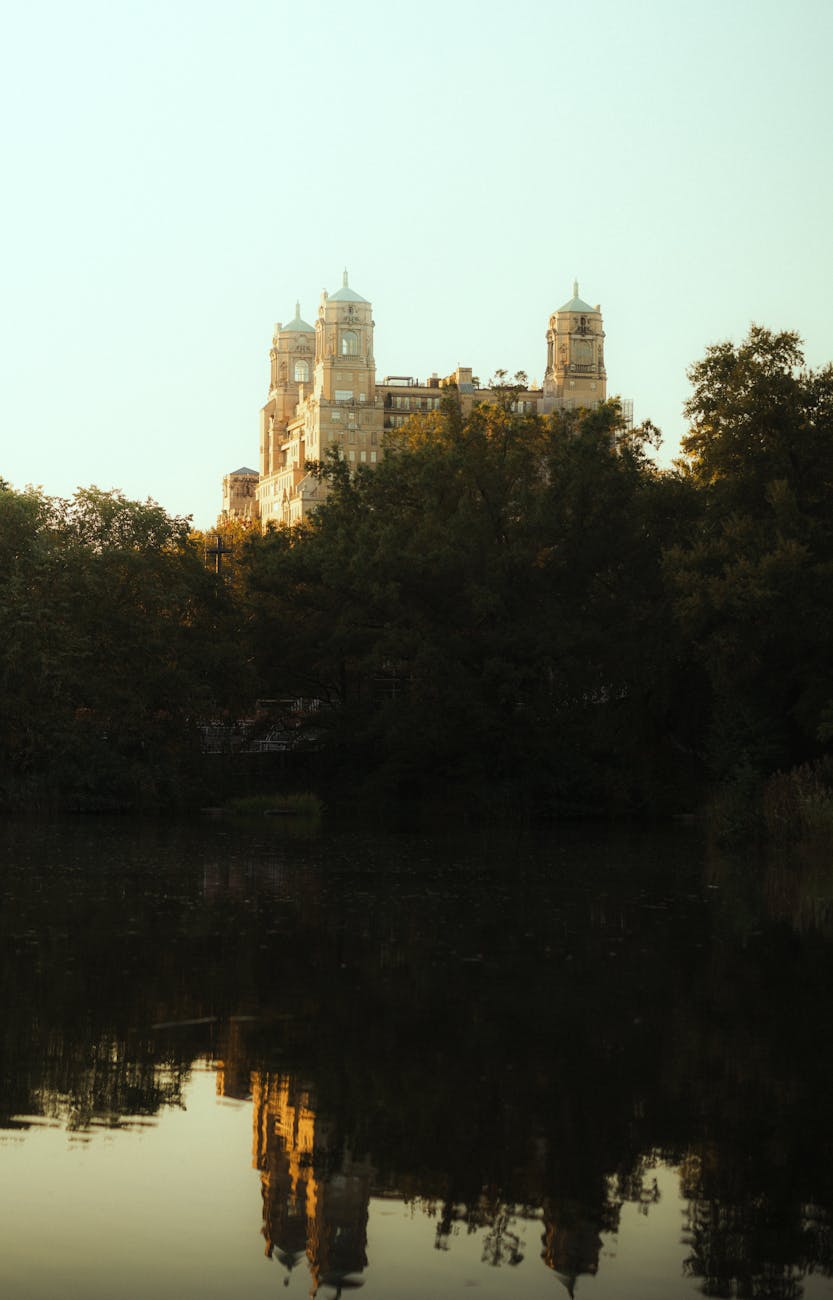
341;331;359;356
360;450;367;462
370;450;377;463
335;390;353;403
294;359;309;382
348;449;355;461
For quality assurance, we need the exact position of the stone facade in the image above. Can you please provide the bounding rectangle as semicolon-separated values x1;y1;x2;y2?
224;274;624;527
543;282;607;412
221;466;259;521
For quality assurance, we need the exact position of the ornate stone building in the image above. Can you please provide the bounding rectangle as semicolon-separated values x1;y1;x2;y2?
543;282;607;412
221;465;258;520
224;274;622;527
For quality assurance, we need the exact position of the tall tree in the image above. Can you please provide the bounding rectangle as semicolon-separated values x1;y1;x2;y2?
244;394;694;812
667;326;833;777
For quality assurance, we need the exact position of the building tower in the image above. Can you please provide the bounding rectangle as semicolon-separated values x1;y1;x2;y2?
255;273;384;526
542;282;607;414
304;270;384;467
221;466;259;521
259;302;316;480
313;271;376;404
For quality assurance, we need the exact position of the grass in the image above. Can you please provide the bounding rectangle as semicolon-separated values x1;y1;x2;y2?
707;759;833;847
762;762;833;840
224;791;324;818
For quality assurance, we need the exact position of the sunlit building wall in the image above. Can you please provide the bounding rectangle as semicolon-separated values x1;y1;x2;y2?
225;275;623;526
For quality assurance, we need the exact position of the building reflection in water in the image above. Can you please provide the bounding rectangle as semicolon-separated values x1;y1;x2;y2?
540;1200;603;1297
217;1052;620;1298
244;1070;374;1296
4;820;833;1299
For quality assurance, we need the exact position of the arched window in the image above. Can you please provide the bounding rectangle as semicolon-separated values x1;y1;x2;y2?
294;359;310;383
341;330;359;356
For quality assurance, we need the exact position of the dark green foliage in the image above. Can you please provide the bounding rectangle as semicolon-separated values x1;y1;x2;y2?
243;396;695;814
0;485;247;809
243;327;833;816
4;323;832;817
668;326;833;784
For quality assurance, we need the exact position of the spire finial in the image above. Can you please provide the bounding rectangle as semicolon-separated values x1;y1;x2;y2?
573;278;579;299
295;299;301;318
343;268;349;288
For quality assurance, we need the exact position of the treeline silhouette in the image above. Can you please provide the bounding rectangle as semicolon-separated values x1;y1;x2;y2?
3;325;832;815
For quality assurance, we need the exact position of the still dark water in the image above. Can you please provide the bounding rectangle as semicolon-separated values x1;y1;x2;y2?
2;815;833;1300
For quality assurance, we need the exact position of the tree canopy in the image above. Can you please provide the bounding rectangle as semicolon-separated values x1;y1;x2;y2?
4;325;832;815
0;486;247;809
669;327;833;780
242;394;696;812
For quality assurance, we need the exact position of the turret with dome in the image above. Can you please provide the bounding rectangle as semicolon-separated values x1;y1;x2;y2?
557;280;600;315
326;269;370;304
313;269;377;404
258;298;319;483
247;271;384;526
281;301;316;334
543;280;606;414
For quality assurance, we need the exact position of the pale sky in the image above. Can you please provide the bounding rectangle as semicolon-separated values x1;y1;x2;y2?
2;0;830;528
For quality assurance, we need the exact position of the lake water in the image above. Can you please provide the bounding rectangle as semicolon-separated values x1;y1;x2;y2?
1;815;832;1300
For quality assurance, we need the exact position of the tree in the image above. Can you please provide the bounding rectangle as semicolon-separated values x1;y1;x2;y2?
243;394;693;812
0;485;247;809
190;513;261;598
667;327;833;778
681;325;833;517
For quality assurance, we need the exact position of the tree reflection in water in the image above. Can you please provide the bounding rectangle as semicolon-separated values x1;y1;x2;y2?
1;818;832;1296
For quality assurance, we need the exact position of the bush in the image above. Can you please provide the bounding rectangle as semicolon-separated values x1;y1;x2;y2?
762;762;833;840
